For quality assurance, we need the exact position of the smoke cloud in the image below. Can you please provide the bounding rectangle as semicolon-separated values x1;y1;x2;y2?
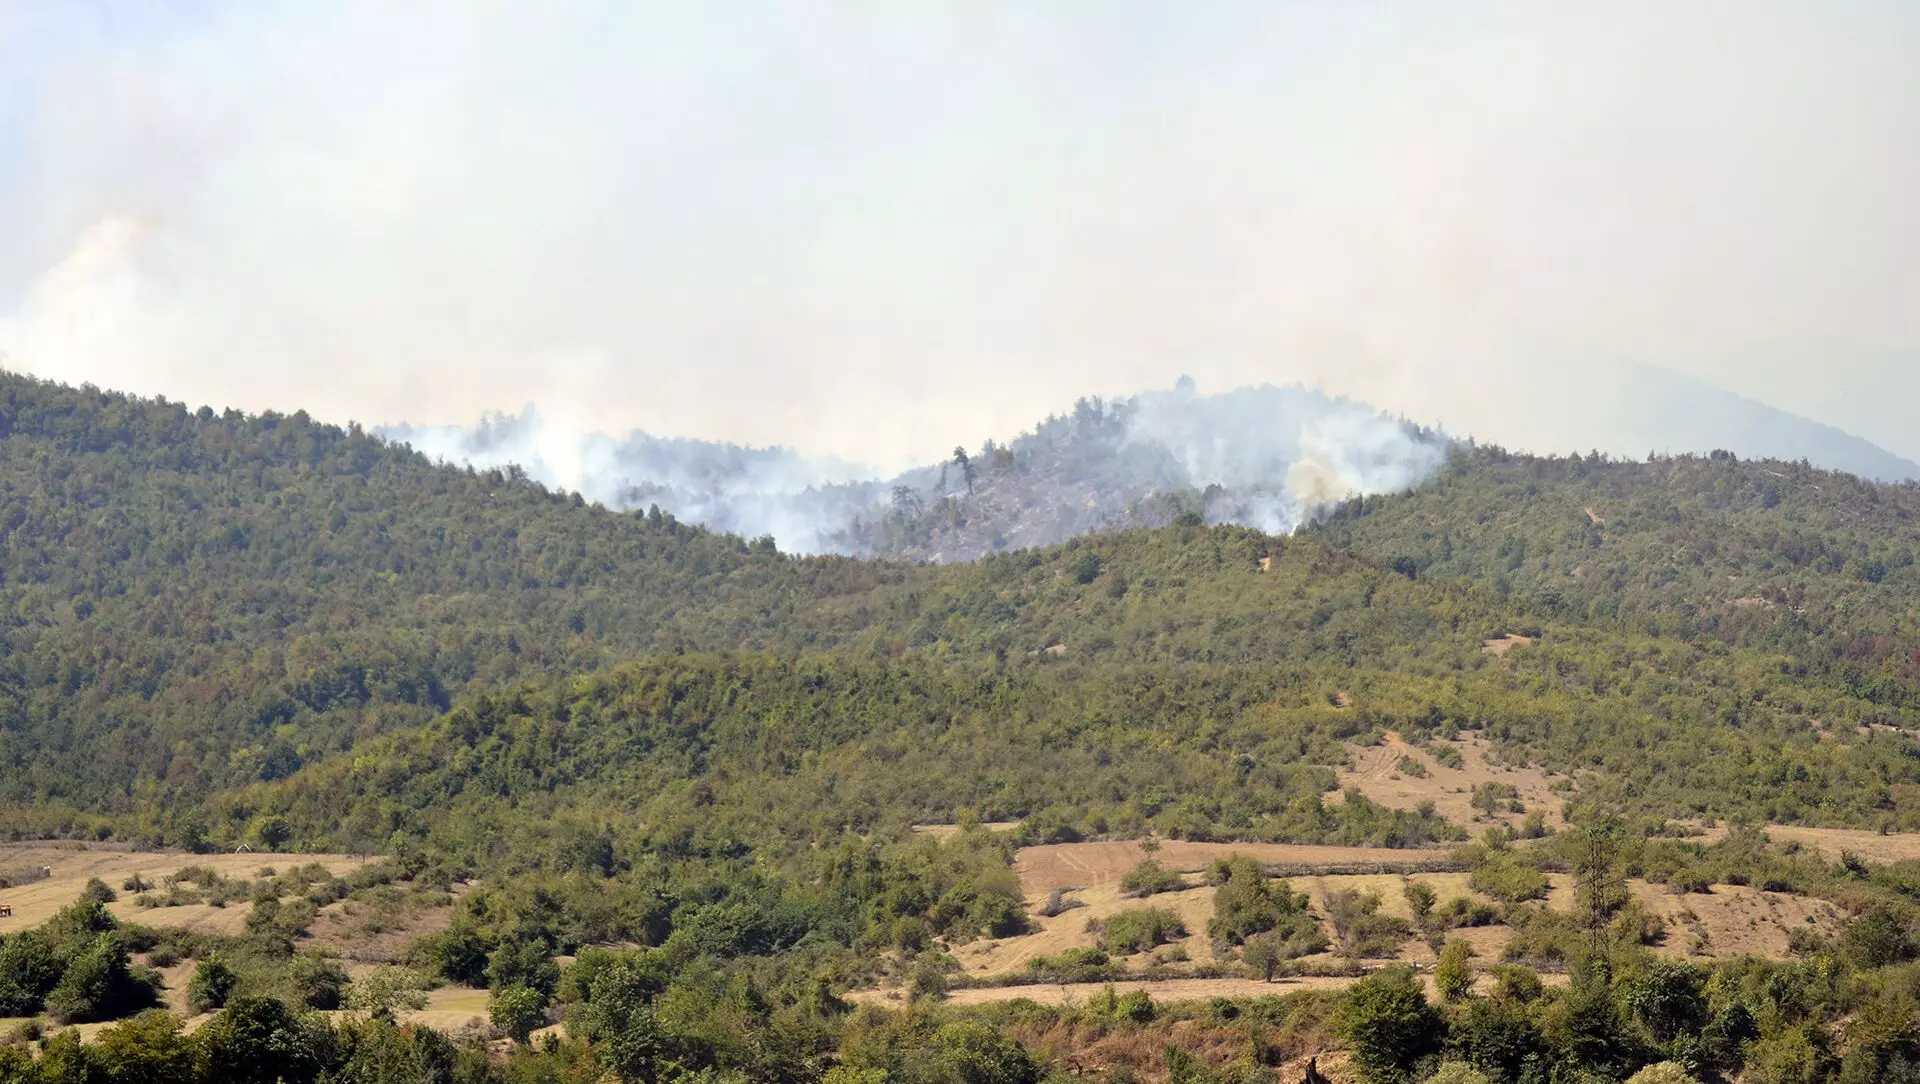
1;4;1917;467
386;381;1447;556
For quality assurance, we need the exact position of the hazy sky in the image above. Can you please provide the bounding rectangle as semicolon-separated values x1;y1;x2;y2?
2;2;1916;468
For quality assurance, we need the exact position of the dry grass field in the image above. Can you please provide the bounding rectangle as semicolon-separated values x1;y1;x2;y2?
1333;733;1567;832
1014;840;1451;897
0;842;373;933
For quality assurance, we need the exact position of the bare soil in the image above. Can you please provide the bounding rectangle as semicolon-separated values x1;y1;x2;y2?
1481;634;1534;656
1015;840;1450;898
0;843;371;932
1333;733;1565;832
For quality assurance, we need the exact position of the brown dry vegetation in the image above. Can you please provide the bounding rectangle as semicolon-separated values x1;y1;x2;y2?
1333;732;1566;831
1015;840;1450;897
0;843;371;932
1480;634;1534;656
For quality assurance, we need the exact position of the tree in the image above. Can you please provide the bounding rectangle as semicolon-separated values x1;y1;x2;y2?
1243;933;1283;982
577;960;671;1084
1435;940;1476;1002
0;930;63;1015
930;1021;1040;1084
45;932;154;1025
1338;966;1442;1084
346;966;429;1021
486;939;560;997
94;1011;196;1084
195;997;324;1084
187;955;239;1014
953;447;975;494
490;983;548;1045
1625;962;1708;1047
287;953;349;1010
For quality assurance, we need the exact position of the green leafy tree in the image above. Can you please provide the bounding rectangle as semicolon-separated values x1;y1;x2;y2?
486;940;560;997
1338;966;1442;1084
0;930;63;1015
94;1011;196;1084
45;932;154;1025
346;966;429;1022
1435;940;1476;1002
186;954;239;1014
195;997;324;1084
287;953;349;1010
576;960;672;1084
491;983;549;1045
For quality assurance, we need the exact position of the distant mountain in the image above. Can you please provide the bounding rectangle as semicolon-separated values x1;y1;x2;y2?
1438;357;1920;483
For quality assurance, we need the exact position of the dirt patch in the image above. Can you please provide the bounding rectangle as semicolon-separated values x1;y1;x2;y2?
1542;873;1843;960
1015;841;1451;899
1756;826;1920;865
309;890;460;964
1481;634;1534;656
1333;733;1564;832
0;844;371;932
853;970;1572;1010
954;882;1222;978
912;822;1023;839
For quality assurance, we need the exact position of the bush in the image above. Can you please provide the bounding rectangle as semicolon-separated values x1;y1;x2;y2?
287;953;349;1010
187;955;239;1014
83;877;118;904
1099;908;1188;955
1435;940;1475;1002
1339;966;1443;1084
490;983;549;1044
1623;1063;1698;1084
1024;947;1117;984
1207;857;1313;946
1119;859;1184;898
45;932;157;1024
1469;856;1550;903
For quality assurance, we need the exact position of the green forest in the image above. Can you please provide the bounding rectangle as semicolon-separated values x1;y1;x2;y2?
3;372;1920;1084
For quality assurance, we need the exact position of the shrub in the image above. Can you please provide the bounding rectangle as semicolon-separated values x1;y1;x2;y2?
1623;1063;1699;1084
1100;908;1188;955
288;953;349;1010
1435;940;1475;1002
1207;857;1313;946
45;932;157;1024
1025;947;1116;984
1469;856;1549;903
187;955;239;1014
1339;966;1443;1084
490;983;549;1044
1119;859;1184;898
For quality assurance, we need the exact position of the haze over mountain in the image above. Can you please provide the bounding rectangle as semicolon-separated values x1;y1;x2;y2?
381;364;1918;556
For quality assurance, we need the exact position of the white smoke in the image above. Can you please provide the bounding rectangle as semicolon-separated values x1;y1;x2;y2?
382;380;1449;556
381;408;882;554
1126;381;1447;534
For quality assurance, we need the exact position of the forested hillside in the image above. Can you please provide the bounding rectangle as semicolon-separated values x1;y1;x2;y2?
6;373;1920;1084
1311;447;1920;706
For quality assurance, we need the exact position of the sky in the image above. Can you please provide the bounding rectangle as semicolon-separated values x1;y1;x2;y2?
1;1;1916;470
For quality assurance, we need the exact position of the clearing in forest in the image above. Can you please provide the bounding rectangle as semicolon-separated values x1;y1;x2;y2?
1332;732;1565;832
0;843;372;931
1014;840;1451;898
